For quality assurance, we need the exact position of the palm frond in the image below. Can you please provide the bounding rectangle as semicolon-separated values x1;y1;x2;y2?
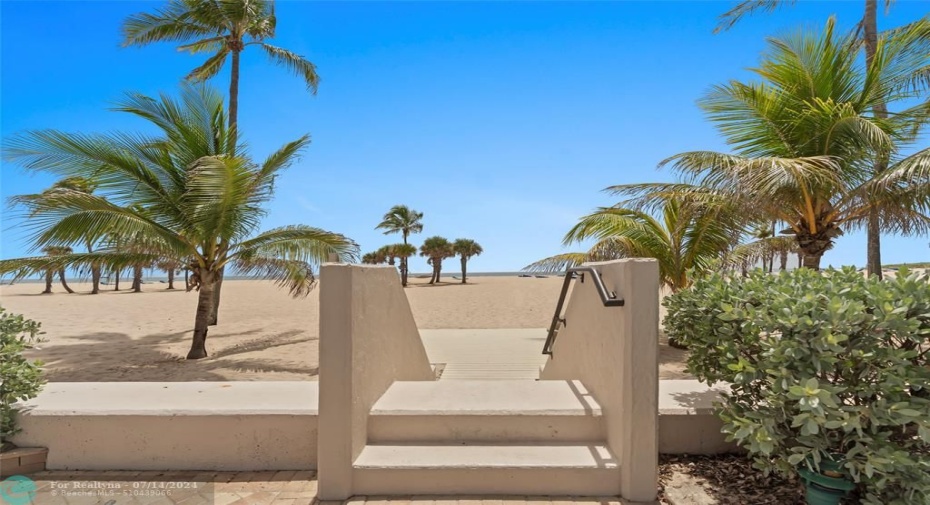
186;49;230;82
260;43;320;94
715;0;796;33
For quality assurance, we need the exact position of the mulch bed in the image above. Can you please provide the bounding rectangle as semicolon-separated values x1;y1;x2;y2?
658;454;807;504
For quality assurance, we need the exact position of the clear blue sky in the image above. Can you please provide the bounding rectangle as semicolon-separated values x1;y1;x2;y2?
3;1;929;273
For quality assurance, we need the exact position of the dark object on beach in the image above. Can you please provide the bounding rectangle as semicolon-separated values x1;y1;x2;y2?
535;275;548;278
519;274;532;278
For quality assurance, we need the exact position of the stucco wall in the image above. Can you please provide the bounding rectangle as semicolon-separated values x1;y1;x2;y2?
540;259;660;502
12;382;318;471
317;264;434;500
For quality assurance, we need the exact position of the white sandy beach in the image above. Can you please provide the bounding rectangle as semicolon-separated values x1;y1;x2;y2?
0;275;688;382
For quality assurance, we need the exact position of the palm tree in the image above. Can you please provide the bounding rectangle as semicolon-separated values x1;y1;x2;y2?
635;19;930;270
40;246;75;294
10;176;106;294
157;258;181;289
525;195;741;292
0;85;356;359
122;0;322;323
452;239;483;284
716;0;915;278
376;205;424;287
121;0;319;147
419;236;454;284
392;243;417;286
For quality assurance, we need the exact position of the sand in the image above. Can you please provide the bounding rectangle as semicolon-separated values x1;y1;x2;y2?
0;275;689;382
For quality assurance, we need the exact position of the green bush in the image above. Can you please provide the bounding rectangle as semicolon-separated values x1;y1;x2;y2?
664;267;930;505
0;306;44;447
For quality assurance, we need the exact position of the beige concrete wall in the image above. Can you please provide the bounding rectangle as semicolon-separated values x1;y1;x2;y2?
12;382;318;471
16;414;316;471
317;264;434;500
540;259;659;503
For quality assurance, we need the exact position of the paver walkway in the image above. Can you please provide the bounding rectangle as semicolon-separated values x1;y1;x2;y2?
419;329;549;380
13;471;632;505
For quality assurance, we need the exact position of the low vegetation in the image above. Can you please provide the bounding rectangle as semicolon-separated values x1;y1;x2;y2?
664;268;930;504
0;308;44;448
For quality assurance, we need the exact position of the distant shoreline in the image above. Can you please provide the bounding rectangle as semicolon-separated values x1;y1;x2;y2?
3;271;551;284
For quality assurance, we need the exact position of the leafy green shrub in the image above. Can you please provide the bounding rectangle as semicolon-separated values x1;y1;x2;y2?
0;307;44;447
664;268;930;504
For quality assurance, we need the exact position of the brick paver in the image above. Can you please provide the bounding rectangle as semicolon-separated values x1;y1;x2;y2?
16;472;635;505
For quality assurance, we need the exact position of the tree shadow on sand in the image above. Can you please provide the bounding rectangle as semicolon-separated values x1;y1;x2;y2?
32;327;319;382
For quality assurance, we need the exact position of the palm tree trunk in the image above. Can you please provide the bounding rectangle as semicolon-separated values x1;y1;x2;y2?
797;252;804;269
167;268;175;290
114;268;120;291
401;257;409;287
779;250;788;271
184;268;189;289
91;265;101;294
209;267;223;325
802;253;822;270
461;257;467;284
188;270;215;360
58;269;74;293
436;260;442;283
132;265;143;292
43;270;53;294
208;44;242;326
863;0;886;279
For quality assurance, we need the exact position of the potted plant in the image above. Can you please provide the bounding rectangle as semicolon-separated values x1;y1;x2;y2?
797;456;856;505
0;306;47;477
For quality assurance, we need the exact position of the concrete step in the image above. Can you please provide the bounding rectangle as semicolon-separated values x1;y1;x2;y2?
353;443;620;496
368;380;603;443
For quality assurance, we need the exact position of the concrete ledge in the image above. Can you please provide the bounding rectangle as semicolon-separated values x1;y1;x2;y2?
13;382;318;471
11;380;735;471
658;380;738;454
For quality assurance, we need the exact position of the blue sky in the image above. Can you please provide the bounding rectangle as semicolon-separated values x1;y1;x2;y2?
3;1;929;273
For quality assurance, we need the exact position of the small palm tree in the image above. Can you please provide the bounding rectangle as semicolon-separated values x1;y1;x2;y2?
716;0;902;277
639;19;930;270
157;258;181;289
525;195;742;292
40;246;75;294
12;177;107;294
376;205;424;286
419;236;454;284
1;85;356;359
452;239;483;284
392;243;417;286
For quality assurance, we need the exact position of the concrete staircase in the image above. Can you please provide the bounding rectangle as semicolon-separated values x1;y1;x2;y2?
355;380;620;496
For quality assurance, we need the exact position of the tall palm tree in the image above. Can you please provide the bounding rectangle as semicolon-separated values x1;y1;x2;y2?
121;0;319;148
0;85;356;359
122;0;322;323
716;0;912;278
525;195;741;292
452;239;483;284
419;236;454;284
376;205;424;287
636;19;930;270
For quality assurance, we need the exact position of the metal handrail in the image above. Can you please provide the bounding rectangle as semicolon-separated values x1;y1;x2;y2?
542;266;624;356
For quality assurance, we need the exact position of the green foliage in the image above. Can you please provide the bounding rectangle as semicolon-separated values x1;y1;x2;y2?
525;194;741;291
0;307;44;444
664;268;930;504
